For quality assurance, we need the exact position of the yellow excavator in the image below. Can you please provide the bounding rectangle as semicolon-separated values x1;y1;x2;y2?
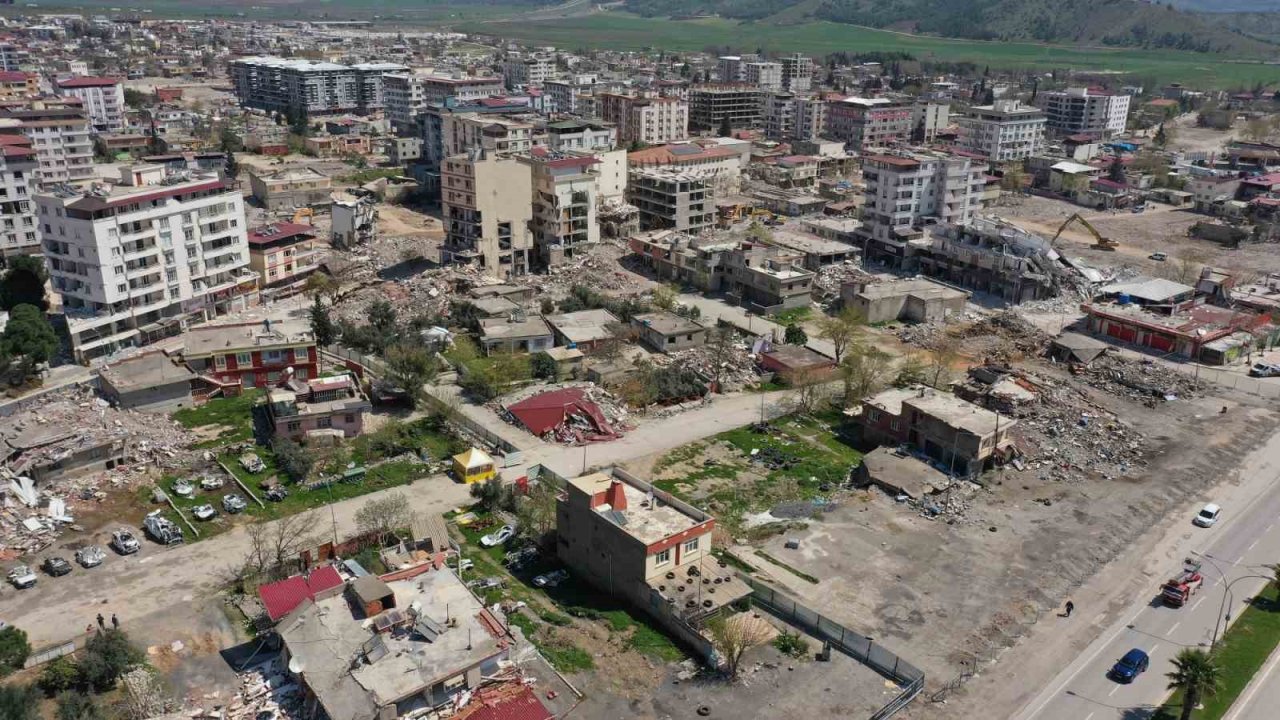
1049;213;1119;251
292;207;314;225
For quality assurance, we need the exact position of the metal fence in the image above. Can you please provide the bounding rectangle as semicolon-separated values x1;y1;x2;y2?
741;575;925;720
24;640;75;669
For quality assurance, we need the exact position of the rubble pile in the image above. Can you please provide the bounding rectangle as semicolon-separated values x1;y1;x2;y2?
956;311;1052;362
663;343;761;392
911;482;980;523
538;247;648;296
497;382;631;444
812;262;878;304
1078;354;1204;401
1011;375;1148;483
227;658;304;720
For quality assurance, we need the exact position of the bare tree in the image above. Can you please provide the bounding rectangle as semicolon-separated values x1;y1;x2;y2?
708;326;734;393
355;492;414;545
839;344;895;405
816;307;866;364
924;334;962;389
707;613;774;679
242;510;325;582
515;481;559;541
785;367;827;415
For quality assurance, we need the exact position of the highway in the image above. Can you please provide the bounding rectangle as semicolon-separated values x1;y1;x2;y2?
1015;465;1280;720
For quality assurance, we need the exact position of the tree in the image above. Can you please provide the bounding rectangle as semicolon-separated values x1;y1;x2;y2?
1243;117;1272;144
707;613;773;679
784;324;807;345
1153;122;1170;148
924;334;961;389
1107;159;1127;184
0;626;30;676
530;351;558;381
55;691;103;720
38;657;79;696
784;367;827;415
838;344;894;405
1;304;57;365
241;510;324;582
815;307;866;363
469;477;515;513
309;296;337;347
355;492;413;545
383;343;437;408
1166;648;1221;720
368;300;399;342
651;284;678;311
273;438;313;483
77;630;143;692
0;255;49;311
515;480;559;540
305;272;341;305
0;684;40;720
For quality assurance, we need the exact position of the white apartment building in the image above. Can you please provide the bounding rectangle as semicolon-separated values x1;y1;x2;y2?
744;62;783;92
53;76;125;133
0;131;40;259
38;165;259;362
793;95;828;142
0;100;94;187
545;119;615;152
1040;87;1131;139
598;93;688;146
763;92;796;141
441;152;534;278
543;77;598;115
956;99;1047;163
0;42;20;73
230;57;406;118
383;72;502;134
503;53;555;89
442;113;545;158
523;152;600;267
716;54;758;83
780;54;813;92
858;150;984;267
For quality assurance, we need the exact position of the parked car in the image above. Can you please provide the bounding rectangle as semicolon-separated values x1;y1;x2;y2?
1131;204;1147;213
1249;363;1280;378
111;529;141;555
172;479;195;498
456;558;474;573
239;453;265;473
467;576;505;591
1193;503;1222;528
223;494;248;514
505;547;539;568
43;556;72;577
192;504;218;521
533;570;570;588
144;511;184;545
265;486;289;502
1109;648;1150;683
7;565;36;589
200;475;225;491
1148;251;1167;262
76;545;106;568
480;524;516;547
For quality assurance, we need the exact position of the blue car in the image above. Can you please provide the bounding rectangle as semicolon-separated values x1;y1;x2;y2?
1110;648;1150;683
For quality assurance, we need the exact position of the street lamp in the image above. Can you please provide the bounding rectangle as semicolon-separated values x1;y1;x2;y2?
1209;573;1272;650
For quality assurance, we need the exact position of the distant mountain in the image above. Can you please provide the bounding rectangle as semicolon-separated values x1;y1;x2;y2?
623;0;1275;53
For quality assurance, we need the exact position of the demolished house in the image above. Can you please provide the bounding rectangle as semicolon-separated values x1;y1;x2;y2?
919;217;1102;303
504;387;623;444
3;398;137;482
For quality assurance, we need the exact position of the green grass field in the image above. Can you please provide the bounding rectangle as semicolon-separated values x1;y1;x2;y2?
462;13;1280;89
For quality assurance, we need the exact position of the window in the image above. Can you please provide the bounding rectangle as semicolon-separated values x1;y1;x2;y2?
317;416;332;429
214;355;226;370
683;537;699;554
236;352;252;366
654;548;671;565
345;414;355;423
286;421;301;432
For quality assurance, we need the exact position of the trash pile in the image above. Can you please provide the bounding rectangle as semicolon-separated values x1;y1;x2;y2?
227;657;304;720
1076;354;1204;401
911;481;981;523
500;384;629;444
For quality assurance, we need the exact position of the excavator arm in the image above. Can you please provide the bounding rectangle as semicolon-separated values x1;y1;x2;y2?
1049;213;1119;251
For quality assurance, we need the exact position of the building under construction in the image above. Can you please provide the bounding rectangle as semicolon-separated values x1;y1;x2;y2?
917;218;1101;303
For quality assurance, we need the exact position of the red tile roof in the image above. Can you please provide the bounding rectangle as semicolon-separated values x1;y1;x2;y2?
458;686;552;720
0;71;30;83
248;221;316;245
56;76;121;89
258;565;344;621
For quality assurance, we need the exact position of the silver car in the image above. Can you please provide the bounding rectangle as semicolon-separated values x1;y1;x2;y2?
76;545;106;568
223;494;248;514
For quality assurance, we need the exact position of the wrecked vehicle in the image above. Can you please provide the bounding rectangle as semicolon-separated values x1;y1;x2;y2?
264;485;288;502
172;479;195;498
480;524;516;547
223;494;248;514
43;556;72;577
200;475;225;491
192;504;218;521
533;569;569;588
144;511;184;545
7;565;36;589
110;529;140;555
75;545;106;568
239;453;266;473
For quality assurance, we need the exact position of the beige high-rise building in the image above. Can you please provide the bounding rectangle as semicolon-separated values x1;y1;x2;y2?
441;152;534;278
598;93;688;146
523;153;601;267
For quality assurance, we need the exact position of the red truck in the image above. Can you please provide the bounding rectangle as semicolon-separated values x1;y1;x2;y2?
1161;558;1204;607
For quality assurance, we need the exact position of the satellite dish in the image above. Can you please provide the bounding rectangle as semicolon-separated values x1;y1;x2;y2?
288;656;305;674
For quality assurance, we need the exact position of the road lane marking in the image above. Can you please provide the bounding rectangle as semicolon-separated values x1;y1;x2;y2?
1108;685;1120;697
1022;609;1147;718
1192;597;1205;611
1084;714;1094;720
1150;644;1161;657
1168;622;1181;636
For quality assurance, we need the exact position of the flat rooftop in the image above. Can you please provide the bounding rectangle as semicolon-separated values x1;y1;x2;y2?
633;311;706;336
546;309;620;344
767;229;858;257
278;569;507;720
855;277;968;302
183;318;313;357
99;351;195;392
907;389;1017;437
569;472;703;545
479;315;553;341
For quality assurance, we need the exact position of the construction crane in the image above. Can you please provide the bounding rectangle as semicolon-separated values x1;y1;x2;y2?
1049;213;1119;251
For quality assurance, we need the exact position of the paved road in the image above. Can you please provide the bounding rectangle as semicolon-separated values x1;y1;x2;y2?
1015;462;1280;720
1228;642;1280;720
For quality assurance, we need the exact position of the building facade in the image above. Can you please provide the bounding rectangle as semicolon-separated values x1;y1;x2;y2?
0;100;95;186
182;318;317;388
268;373;370;441
441;152;534;278
826;97;914;150
0;131;40;258
230;57;407;118
524;152;600;267
38;165;259;362
598;93;688;146
956;99;1047;163
383;72;502;135
858;150;984;267
628;169;715;234
779;54;813;92
688;85;763;131
1041;87;1131;139
53;76;125;133
247;221;319;296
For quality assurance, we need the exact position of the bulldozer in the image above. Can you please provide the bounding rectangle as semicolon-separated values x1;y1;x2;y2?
1050;213;1119;251
292;207;314;225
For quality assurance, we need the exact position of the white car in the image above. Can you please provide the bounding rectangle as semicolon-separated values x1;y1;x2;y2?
172;479;195;498
76;545;106;568
1193;503;1221;528
480;524;515;547
7;565;36;589
192;504;218;521
200;475;225;491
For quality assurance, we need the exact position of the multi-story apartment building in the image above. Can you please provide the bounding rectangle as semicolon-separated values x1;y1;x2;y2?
0;131;39;259
441;151;534;278
229;57;407;118
37;165;258;362
826;96;915;150
1040;87;1131;139
763;92;797;141
268;373;371;441
688;85;763;132
956;99;1047;163
53;76;124;133
598;93;688;146
545;119;615;152
543;76;598;115
628;169;714;234
743;61;782;92
502;53;555;89
793;94;829;142
857;149;984;267
247;221;319;296
911;102;950;143
442;112;545;158
716;54;758;83
0;72;39;99
383;72;502;135
0;42;20;73
0;99;95;187
524;152;600;267
181;317;317;388
779;54;813;92
416;97;534;194
628;141;745;198
723;242;814;313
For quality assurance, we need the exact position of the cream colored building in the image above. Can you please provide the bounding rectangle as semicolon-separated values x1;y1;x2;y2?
441;151;534;278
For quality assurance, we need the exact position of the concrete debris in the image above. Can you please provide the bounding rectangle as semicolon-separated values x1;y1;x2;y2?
497;382;631;445
664;342;761;392
812;262;878;305
122;666;173;719
1075;354;1204;401
227;657;304;720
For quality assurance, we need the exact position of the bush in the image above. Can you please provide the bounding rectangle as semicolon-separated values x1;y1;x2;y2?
0;626;30;676
39;656;80;695
56;690;103;720
77;630;143;691
530;352;558;381
273;439;314;483
0;684;40;720
773;630;808;658
784;324;808;345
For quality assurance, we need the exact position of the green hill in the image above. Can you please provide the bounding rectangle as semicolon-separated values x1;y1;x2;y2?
623;0;1275;54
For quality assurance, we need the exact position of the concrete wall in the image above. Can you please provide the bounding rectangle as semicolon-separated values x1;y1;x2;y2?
101;377;194;413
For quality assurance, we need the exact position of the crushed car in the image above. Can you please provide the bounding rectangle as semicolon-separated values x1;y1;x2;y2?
172;479;195;498
223;494;248;514
7;565;36;589
43;556;72;577
200;475;225;491
192;504;218;521
533;569;569;588
480;524;516;547
75;545;106;568
111;529;140;555
239;453;266;473
144;511;184;545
